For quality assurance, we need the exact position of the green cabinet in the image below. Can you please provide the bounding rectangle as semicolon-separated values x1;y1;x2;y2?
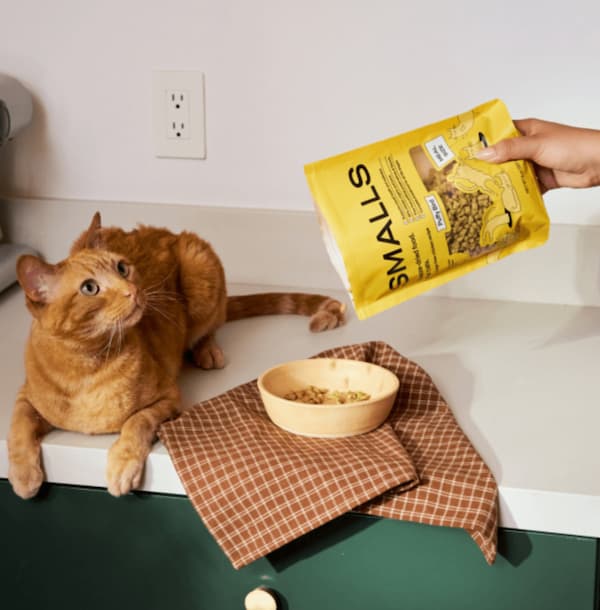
0;480;597;609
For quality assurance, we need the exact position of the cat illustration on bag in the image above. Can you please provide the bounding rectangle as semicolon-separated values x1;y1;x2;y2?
8;213;345;499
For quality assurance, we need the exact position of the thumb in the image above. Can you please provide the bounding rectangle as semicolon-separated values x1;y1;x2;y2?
475;135;541;164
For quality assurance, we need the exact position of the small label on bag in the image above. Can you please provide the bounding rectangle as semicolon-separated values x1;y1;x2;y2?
425;135;454;168
425;194;447;231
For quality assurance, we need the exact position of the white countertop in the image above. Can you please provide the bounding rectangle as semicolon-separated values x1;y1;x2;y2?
1;279;599;539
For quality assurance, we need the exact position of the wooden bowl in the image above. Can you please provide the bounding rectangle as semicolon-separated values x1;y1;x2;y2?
257;358;399;438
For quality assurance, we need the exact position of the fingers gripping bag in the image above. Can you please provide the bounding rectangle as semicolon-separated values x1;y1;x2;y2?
304;99;549;319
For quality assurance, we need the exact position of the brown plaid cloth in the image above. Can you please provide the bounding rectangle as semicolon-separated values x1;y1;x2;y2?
321;342;498;565
159;341;498;568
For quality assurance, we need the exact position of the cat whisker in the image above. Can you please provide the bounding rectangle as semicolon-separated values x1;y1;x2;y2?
144;293;183;325
145;301;180;327
143;269;178;294
89;325;115;362
144;289;182;303
116;320;123;356
104;326;116;363
100;319;125;359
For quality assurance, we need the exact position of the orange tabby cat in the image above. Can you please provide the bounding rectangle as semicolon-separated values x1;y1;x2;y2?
8;213;345;499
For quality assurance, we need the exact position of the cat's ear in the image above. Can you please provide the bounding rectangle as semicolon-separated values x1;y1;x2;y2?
85;212;103;248
16;255;58;305
71;212;104;252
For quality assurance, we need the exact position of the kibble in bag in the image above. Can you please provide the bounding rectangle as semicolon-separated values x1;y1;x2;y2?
305;99;549;319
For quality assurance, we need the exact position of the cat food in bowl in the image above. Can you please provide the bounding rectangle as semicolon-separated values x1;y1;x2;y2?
257;358;399;437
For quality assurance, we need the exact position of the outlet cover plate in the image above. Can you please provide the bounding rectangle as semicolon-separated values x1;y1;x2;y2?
152;70;206;159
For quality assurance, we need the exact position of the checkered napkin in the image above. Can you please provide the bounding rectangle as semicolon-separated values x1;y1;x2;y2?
159;341;498;568
320;342;498;565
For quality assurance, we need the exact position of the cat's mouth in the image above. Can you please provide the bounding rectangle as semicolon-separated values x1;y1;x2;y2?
120;304;144;327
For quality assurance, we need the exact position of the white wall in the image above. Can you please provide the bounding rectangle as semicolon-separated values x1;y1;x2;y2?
1;0;599;224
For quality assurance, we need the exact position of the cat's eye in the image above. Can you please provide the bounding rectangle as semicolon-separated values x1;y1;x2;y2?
117;260;129;278
80;279;100;296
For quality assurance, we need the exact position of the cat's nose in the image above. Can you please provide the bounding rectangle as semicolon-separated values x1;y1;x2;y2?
123;285;137;300
124;285;144;307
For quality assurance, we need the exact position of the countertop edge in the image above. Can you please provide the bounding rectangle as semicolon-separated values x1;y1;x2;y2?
2;440;600;539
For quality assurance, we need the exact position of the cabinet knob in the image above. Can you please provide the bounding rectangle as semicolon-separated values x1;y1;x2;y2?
244;586;279;610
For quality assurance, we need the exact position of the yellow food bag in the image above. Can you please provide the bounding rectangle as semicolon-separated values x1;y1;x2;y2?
305;99;549;319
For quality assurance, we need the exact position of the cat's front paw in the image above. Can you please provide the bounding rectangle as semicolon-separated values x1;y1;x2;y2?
9;459;44;499
106;441;145;497
191;339;225;369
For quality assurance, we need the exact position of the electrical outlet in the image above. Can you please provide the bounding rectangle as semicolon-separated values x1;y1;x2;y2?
167;90;190;140
153;71;205;159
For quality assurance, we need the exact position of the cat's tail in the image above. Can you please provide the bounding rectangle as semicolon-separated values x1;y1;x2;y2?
226;293;346;332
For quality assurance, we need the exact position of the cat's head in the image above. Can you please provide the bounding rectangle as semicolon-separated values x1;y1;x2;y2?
17;214;146;341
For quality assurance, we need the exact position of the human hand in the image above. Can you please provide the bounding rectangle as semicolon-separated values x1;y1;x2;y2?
475;118;600;193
